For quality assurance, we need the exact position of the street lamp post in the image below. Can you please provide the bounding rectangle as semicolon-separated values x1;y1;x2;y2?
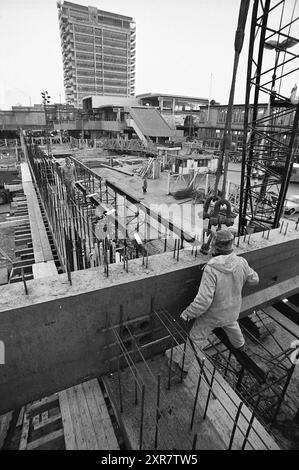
41;91;52;157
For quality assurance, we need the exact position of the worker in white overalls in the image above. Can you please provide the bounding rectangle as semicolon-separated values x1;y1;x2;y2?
168;228;259;377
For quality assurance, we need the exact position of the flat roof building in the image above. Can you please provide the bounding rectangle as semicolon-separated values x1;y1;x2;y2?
137;93;210;113
57;1;136;107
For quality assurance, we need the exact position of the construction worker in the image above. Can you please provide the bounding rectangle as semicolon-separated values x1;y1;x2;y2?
168;228;259;376
142;176;148;194
61;156;76;202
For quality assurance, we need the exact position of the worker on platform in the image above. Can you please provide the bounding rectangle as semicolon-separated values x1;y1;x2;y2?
61;156;76;202
168;228;259;376
142;176;148;194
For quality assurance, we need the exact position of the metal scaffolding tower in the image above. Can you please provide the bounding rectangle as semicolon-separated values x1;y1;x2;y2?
239;0;299;233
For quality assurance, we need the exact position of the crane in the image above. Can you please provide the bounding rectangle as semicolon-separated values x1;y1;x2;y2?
201;0;299;254
201;0;250;253
238;0;299;233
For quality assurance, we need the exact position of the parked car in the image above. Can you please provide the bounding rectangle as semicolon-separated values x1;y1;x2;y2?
290;163;299;183
251;166;263;179
284;195;299;216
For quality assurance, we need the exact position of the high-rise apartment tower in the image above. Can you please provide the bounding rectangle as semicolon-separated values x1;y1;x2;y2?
57;1;136;107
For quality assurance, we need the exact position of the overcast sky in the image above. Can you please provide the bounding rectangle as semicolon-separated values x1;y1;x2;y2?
0;0;298;109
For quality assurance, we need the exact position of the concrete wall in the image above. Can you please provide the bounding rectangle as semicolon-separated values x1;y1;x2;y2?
0;110;46;129
0;227;299;413
55;120;126;132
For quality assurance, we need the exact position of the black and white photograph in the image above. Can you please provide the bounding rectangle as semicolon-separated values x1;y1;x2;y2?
0;0;299;456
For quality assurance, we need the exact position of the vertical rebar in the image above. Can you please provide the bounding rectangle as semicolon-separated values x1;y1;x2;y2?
173;239;177;258
176;239;180;261
117;355;123;413
284;222;288;236
154;375;161;450
180;338;188;383
139;384;145;450
296;218;299;230
203;364;216;420
133;339;138;406
190;358;205;430
146;249;149;268
167;338;174;390
228;402;243;450
192;433;198;450
270;364;296;427
267;230;270;240
21;268;28;295
105;238;109;277
119;304;124;338
67;261;72;286
241;396;261;450
224;351;232;378
280;220;284;233
236;366;245;391
123;244;126;270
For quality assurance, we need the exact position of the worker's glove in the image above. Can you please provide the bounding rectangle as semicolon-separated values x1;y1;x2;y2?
180;311;189;322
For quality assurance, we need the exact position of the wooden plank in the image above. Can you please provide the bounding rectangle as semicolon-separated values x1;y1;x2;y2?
16;407;25;427
82;380;110;450
73;383;99;450
19;408;30;450
101;376;133;450
85;379;119;450
0;412;13;449
264;306;299;339
27;394;57;412
26;429;64;450
33;413;61;431
65;386;88;450
58;390;77;450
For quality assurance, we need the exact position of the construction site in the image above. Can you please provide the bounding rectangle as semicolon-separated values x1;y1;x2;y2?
0;0;299;453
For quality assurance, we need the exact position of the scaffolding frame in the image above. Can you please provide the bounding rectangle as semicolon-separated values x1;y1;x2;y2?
239;0;299;233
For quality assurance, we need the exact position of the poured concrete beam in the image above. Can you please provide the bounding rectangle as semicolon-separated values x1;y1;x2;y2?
0;225;298;413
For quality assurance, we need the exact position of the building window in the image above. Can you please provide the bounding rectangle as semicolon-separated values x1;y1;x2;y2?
163;100;173;111
74;25;93;34
232;108;245;123
218;109;227;123
75;34;94;44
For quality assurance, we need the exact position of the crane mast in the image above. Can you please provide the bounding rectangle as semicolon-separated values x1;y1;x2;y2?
238;0;299;234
